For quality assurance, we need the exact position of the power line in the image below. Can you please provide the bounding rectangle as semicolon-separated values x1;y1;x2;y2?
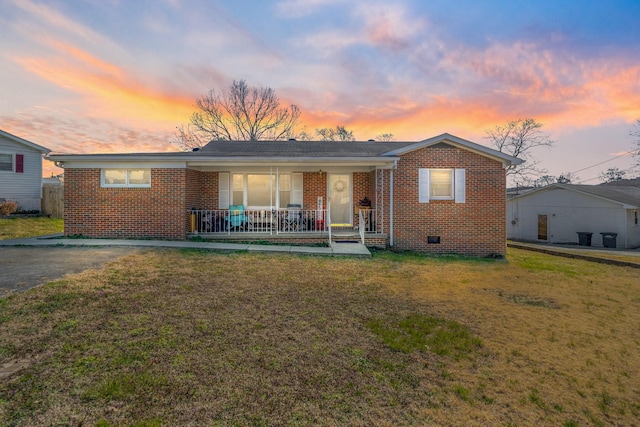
569;148;639;175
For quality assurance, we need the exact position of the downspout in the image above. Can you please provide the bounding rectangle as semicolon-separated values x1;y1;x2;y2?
389;165;394;247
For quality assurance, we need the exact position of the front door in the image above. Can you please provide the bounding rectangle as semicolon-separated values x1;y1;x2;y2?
537;214;548;240
328;173;352;226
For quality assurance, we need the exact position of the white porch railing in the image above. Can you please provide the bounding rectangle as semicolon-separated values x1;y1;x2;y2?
190;208;328;235
189;207;380;236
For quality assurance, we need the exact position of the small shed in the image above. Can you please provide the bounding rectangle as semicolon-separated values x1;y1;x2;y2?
507;183;640;249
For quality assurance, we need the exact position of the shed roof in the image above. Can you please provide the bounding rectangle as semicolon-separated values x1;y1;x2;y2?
510;183;640;208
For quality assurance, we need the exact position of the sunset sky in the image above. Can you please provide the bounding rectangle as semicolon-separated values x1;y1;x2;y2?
1;0;639;182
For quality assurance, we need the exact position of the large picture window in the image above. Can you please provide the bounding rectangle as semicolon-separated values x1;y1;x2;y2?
101;169;151;188
227;173;299;209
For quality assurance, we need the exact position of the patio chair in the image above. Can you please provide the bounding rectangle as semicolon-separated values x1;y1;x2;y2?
284;204;302;231
228;205;246;231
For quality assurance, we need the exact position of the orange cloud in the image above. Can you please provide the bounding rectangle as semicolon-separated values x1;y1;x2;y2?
11;40;195;127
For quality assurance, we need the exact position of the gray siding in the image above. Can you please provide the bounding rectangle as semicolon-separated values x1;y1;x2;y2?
507;187;636;248
0;135;44;210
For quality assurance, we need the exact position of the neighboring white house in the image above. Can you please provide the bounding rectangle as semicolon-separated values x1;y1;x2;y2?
507;183;640;249
0;129;51;211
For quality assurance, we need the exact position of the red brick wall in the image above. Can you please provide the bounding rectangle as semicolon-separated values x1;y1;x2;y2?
392;143;507;257
64;168;188;239
302;172;327;209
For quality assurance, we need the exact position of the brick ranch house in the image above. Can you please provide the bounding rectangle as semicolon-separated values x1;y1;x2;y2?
47;133;522;257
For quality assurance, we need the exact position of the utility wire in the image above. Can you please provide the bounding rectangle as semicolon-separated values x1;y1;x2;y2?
569;148;639;175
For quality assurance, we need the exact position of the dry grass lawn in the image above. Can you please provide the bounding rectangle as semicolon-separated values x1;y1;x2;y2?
0;248;638;426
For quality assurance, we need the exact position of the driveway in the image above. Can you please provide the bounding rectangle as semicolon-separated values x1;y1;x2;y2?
0;246;139;296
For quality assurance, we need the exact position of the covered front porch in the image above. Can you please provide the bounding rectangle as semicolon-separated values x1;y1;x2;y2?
185;158;392;247
188;205;384;244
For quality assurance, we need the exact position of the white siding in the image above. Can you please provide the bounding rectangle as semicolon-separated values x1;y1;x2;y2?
625;209;640;248
0;135;44;210
507;187;635;248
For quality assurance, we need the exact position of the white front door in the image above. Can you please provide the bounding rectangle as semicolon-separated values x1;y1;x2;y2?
328;173;351;226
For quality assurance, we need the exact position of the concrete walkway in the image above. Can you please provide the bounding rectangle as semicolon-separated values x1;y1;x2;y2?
0;234;372;257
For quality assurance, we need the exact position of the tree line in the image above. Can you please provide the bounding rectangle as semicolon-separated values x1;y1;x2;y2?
174;80;640;186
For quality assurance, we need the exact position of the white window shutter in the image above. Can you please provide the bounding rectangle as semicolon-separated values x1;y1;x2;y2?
418;168;430;203
291;173;303;206
454;168;466;203
219;172;230;209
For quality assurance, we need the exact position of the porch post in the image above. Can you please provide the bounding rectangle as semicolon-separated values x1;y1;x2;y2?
389;168;394;247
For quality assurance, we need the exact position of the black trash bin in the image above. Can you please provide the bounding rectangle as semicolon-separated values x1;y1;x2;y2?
577;232;593;246
600;232;618;248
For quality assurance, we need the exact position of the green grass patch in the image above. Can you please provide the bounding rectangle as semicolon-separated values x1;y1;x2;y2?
366;314;482;360
0;217;63;240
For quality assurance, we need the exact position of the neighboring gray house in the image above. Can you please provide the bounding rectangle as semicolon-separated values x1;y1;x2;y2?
507;183;640;249
0;129;50;211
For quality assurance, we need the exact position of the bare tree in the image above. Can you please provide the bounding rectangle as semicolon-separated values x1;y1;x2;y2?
375;133;395;142
532;172;577;187
599;167;626;183
173;80;301;150
486;118;554;184
556;172;577;184
315;126;355;141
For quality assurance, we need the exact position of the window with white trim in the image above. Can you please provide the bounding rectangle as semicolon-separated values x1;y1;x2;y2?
223;173;301;209
101;169;151;187
0;153;13;172
419;168;465;203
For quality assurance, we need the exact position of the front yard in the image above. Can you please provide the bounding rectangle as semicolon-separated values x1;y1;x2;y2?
0;217;63;240
0;248;638;426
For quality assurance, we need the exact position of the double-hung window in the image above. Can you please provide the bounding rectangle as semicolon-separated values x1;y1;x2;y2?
0;153;13;172
101;169;151;188
418;168;465;203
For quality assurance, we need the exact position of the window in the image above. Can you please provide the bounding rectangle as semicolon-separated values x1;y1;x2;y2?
279;174;291;207
223;173;301;209
430;169;453;199
418;168;465;203
0;153;13;172
247;174;276;207
101;169;151;187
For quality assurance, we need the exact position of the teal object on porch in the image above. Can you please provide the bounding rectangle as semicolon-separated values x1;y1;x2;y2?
229;205;246;229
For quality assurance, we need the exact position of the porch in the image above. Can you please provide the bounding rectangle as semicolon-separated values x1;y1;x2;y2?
188;207;386;247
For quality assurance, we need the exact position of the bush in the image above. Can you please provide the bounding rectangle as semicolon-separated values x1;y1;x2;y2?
0;200;19;215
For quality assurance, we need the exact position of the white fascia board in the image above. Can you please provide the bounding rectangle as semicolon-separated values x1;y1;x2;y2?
58;161;188;169
385;133;523;167
186;156;398;168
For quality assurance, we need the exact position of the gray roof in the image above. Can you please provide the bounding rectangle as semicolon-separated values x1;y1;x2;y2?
569;184;640;207
512;183;640;208
199;140;415;157
0;129;50;153
47;133;522;167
